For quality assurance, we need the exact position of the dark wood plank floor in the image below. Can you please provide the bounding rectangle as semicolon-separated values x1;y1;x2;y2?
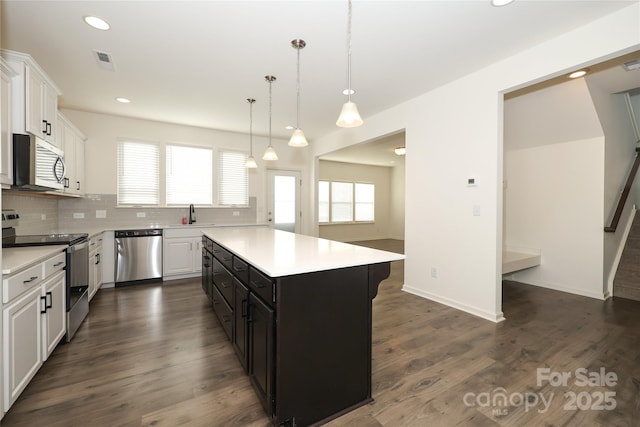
2;239;639;426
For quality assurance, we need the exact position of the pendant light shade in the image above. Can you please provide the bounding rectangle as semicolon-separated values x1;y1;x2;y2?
245;98;258;169
337;101;363;128
289;39;308;147
263;75;278;161
336;0;363;128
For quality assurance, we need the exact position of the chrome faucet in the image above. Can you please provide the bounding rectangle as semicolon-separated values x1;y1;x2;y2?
188;204;196;224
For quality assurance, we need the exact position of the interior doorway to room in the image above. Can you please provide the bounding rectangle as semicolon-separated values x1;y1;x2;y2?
267;170;301;233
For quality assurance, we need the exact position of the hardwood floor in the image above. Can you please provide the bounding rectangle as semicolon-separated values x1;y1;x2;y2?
3;239;639;426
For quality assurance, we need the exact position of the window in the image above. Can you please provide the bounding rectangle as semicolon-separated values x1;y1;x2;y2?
117;141;160;205
166;144;212;205
355;183;375;221
318;181;329;223
319;180;375;223
218;150;248;206
331;182;354;222
117;140;246;207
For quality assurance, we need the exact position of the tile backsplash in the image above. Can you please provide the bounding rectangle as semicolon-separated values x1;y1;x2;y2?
2;192;257;233
2;192;59;234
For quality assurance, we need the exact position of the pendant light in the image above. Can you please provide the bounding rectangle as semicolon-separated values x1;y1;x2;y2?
288;39;308;147
263;75;279;161
245;98;258;169
336;0;363;128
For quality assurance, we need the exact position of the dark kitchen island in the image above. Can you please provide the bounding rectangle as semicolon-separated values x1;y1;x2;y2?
201;227;404;427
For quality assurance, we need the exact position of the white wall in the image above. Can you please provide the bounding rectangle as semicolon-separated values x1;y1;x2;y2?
318;160;392;242
61;108;311;230
309;4;640;322
390;161;405;240
505;137;605;298
503;77;606;299
585;75;640;294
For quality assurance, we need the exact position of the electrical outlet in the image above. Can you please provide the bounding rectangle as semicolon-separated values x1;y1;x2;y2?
96;210;107;218
41;214;46;220
136;212;146;218
233;211;240;217
431;267;438;278
73;212;85;219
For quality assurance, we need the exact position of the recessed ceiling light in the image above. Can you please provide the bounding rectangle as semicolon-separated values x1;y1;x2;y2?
116;97;131;104
394;147;406;156
285;125;294;130
569;70;588;79
491;0;515;6
342;89;355;96
84;16;110;30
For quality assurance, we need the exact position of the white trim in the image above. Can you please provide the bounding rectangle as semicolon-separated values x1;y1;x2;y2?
402;284;506;323
607;204;637;298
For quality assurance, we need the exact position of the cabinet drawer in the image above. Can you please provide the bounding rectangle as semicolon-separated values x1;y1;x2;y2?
211;242;233;270
3;263;43;304
212;283;233;341
213;258;234;307
43;252;66;277
232;256;249;285
249;266;275;307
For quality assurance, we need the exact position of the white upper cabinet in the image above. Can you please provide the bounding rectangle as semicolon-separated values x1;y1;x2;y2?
1;50;61;147
58;112;86;196
1;57;17;188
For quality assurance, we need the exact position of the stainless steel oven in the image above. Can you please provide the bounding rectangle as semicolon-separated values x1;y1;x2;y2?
66;239;89;341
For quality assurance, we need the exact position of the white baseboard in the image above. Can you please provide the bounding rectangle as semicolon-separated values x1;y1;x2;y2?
512;278;606;300
401;284;505;323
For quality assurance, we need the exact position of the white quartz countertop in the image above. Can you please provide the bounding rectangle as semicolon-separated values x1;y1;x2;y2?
2;245;67;275
202;228;405;277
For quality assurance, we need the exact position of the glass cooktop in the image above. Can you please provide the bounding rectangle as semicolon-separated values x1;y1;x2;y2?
2;233;88;248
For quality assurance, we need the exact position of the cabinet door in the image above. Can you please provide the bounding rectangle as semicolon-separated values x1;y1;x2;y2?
62;125;76;194
233;279;249;372
192;238;202;273
164;238;195;275
3;285;42;410
74;137;84;194
42;271;66;360
202;249;213;301
25;65;44;138
249;293;274;415
43;85;57;145
1;68;12;186
88;250;96;300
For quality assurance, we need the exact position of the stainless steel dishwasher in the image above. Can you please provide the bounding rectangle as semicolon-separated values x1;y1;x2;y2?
115;229;163;285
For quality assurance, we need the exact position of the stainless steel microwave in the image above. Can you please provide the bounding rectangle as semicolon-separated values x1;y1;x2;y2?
13;133;66;190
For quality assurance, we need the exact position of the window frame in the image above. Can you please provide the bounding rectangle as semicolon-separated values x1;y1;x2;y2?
318;179;376;224
116;138;249;208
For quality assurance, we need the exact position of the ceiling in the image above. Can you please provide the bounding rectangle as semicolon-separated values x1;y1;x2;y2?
1;0;637;165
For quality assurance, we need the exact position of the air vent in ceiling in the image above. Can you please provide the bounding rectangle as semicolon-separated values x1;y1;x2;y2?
623;59;640;72
93;49;115;71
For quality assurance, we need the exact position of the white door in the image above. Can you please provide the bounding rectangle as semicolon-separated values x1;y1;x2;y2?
267;170;301;233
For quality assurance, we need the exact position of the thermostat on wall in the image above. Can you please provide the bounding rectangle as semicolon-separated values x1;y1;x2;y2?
467;177;478;187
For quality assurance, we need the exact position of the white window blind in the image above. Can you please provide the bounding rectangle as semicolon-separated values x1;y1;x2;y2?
166;145;213;205
331;181;353;222
117;141;160;205
318;181;330;223
218;150;248;206
355;183;375;221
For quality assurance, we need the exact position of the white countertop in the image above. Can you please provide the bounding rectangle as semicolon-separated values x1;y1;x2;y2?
2;245;67;275
202;228;405;277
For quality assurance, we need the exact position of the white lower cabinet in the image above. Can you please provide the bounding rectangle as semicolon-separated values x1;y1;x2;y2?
42;271;66;360
3;285;42;411
88;234;103;300
2;250;66;414
163;229;203;280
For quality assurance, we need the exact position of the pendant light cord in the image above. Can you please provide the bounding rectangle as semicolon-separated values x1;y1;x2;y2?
268;78;273;146
249;99;254;156
347;0;353;102
296;45;301;128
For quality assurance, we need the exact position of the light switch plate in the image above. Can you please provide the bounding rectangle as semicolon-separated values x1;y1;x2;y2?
96;210;107;218
73;212;85;219
233;211;240;216
136;212;146;218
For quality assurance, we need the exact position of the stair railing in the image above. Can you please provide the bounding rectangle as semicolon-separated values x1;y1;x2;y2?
605;147;640;232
